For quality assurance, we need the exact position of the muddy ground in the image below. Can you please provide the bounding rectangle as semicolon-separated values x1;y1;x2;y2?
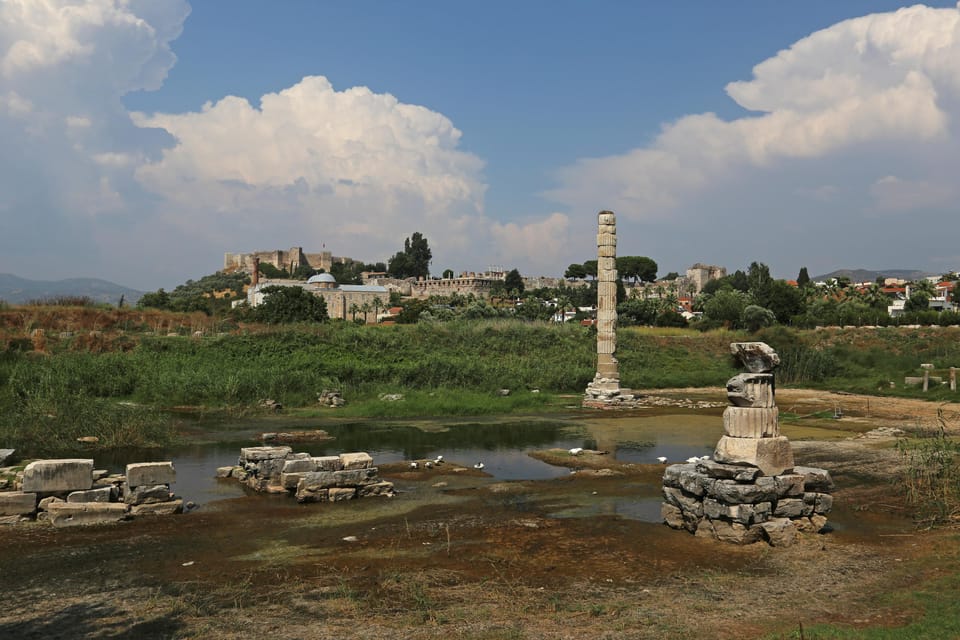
1;389;958;639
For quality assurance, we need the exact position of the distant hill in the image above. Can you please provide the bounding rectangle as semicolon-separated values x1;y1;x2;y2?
0;273;143;305
812;268;937;284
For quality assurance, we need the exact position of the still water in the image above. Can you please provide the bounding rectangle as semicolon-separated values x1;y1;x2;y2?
87;410;858;525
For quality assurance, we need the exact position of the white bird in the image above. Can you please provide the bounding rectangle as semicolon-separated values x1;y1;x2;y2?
569;447;584;456
410;461;419;469
686;457;700;463
474;462;485;470
425;461;433;469
656;456;668;464
700;455;711;461
434;455;444;464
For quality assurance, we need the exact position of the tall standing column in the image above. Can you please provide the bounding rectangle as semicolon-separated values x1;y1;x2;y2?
585;210;621;399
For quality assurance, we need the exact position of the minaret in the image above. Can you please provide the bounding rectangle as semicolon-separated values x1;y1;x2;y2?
585;210;621;399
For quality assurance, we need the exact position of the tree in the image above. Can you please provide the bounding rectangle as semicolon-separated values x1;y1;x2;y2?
617;299;659;326
388;232;432;279
797;267;810;288
763;280;804;324
904;292;930;313
616;256;658;283
138;289;170;310
348;302;360;321
504;269;524;295
662;271;680;281
564;263;587;279
258;262;288;279
372;296;383;322
741;305;776;332
442;269;454;279
703;289;749;328
291;264;316;280
255;286;328;323
911;279;936;298
583;260;598;279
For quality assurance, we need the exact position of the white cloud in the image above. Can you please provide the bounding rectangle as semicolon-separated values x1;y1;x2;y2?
489;213;571;273
130;75;491;272
548;3;960;277
868;175;955;214
0;0;190;275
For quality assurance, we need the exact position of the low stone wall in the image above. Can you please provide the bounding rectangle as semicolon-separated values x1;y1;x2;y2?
662;460;834;546
218;447;395;503
0;459;182;527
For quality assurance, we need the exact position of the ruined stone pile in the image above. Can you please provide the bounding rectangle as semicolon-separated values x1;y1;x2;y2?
219;447;395;503
662;342;835;546
0;459;181;527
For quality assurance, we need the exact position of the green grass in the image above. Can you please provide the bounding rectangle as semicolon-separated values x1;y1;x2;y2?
3;320;960;455
769;569;960;639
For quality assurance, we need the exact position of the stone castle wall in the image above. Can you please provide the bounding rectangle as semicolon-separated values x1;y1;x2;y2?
225;248;344;274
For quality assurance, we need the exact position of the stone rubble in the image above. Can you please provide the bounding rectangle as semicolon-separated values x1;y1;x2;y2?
317;389;345;407
0;458;182;527
662;342;835;547
219;447;395;503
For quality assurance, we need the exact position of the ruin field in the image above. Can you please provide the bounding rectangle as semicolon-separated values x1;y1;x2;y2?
2;390;959;639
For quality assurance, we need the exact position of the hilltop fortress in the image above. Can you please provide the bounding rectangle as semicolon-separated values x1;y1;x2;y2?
225;247;724;302
224;247;347;275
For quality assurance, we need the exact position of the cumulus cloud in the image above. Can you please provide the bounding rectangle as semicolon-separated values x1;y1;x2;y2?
0;0;190;281
489;213;571;273
548;3;960;276
0;1;514;285
130;76;488;267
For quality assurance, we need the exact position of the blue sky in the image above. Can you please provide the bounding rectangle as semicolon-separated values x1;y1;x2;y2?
2;1;960;289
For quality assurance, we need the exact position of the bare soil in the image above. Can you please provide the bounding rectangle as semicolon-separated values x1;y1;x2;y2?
2;389;958;639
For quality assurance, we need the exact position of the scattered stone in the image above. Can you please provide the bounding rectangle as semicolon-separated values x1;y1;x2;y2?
44;502;129;528
378;393;404;402
67;487;114;503
730;342;781;373
240;446;292;462
38;496;63;511
760;518;798;547
76;436;99;444
259;399;282;412
340;452;373;470
0;450;15;466
259;430;332;443
22;459;94;493
130;500;183;516
0;491;36;516
125;462;176;488
318;389;345;407
215;466;236;479
124;484;173;506
313;456;343;472
497;388;511;396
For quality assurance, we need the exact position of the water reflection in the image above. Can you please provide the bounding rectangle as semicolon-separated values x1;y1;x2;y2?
76;412;742;517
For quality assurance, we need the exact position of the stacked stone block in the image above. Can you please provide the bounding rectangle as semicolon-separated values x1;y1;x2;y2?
585;210;621;401
662;342;835;546
0;458;181;527
220;447;394;503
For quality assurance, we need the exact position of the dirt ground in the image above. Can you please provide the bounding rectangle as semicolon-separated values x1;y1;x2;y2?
1;389;958;639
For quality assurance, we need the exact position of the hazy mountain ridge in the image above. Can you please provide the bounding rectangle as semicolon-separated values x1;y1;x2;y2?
811;269;937;283
0;273;143;305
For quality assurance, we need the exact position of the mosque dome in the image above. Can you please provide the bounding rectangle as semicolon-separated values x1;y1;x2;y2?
307;273;337;288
